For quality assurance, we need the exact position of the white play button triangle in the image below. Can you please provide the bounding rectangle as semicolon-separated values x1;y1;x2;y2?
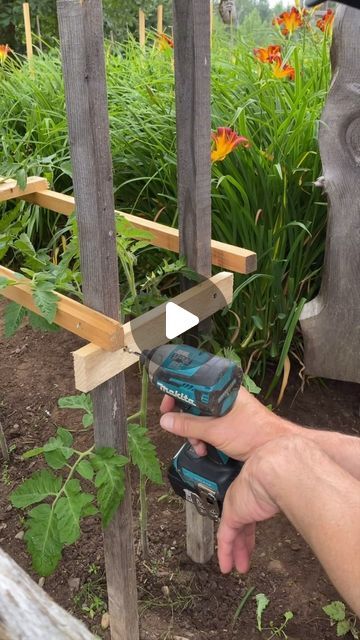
165;302;199;340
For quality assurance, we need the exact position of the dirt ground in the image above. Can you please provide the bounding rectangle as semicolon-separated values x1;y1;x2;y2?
0;300;359;640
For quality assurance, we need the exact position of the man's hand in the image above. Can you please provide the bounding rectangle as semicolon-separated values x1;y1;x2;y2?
160;388;294;460
217;443;279;573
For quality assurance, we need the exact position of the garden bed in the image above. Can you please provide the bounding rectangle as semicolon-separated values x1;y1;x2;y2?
0;300;359;639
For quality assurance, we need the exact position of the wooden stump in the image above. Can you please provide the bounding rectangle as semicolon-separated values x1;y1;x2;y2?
300;6;360;384
0;548;94;640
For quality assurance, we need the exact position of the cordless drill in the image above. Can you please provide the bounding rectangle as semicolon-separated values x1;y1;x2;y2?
139;344;244;520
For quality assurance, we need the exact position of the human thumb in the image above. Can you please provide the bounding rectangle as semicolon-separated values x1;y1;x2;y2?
160;411;214;442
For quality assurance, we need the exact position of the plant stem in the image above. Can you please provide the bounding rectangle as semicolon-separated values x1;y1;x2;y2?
139;366;149;559
127;411;141;423
51;445;94;511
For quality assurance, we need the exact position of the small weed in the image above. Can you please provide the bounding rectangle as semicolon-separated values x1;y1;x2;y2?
255;593;294;639
88;563;100;576
74;573;107;621
1;462;11;486
266;612;294;639
323;601;359;638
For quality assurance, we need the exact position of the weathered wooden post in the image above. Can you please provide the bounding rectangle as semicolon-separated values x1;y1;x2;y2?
300;6;360;384
173;0;214;563
56;1;139;639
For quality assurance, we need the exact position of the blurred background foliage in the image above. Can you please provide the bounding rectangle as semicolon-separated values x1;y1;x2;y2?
1;0;287;52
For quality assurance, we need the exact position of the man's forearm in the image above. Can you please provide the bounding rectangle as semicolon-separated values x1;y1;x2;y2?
279;417;360;481
265;438;360;615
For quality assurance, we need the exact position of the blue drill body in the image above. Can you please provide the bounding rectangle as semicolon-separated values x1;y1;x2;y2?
140;344;244;520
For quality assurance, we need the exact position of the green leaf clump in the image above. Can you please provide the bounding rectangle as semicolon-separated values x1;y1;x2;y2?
128;423;162;485
10;427;128;577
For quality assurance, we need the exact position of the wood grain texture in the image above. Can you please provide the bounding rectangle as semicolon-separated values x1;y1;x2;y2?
22;3;33;60
0;265;123;351
157;4;163;34
56;1;139;639
0;177;48;202
139;9;146;48
300;6;360;383
0;547;94;640
22;188;257;274
73;272;234;392
173;0;214;563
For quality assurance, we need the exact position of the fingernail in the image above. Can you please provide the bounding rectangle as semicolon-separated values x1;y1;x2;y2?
160;414;174;431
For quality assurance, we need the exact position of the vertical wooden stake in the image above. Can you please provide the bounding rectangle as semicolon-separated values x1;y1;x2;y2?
22;3;33;61
157;4;163;34
139;9;146;49
173;0;214;564
210;0;213;44
56;1;139;639
36;15;43;51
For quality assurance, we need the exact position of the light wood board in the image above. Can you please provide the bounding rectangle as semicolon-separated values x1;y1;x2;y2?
0;177;48;202
21;188;257;274
0;265;123;351
73;272;233;392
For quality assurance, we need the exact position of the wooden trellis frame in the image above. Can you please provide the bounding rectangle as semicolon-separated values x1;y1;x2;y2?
0;1;257;638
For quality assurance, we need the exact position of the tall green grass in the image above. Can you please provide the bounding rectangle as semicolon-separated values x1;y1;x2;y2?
0;20;331;385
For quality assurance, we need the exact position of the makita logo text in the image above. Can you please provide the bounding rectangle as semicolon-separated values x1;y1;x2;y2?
158;384;196;406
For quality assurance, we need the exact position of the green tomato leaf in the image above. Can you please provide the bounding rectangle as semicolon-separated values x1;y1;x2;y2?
22;446;45;460
91;448;128;527
337;620;351;636
323;601;346;622
33;288;58;324
243;373;261;395
54;481;94;546
284;611;294;622
43;434;74;470
77;459;94;481
4;302;27;337
11;470;62;508
13;232;35;256
28;311;59;332
57;428;73;447
128;423;162;484
24;503;62;576
58;393;93;415
81;504;98;517
0;276;17;290
256;593;269;631
44;449;68;470
82;413;94;428
16;168;27;191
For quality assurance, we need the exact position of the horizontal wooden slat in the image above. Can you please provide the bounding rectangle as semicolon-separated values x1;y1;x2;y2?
22;188;257;274
0;266;123;351
73;271;234;392
0;177;48;202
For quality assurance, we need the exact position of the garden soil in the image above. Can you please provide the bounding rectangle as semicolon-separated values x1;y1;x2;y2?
0;300;359;640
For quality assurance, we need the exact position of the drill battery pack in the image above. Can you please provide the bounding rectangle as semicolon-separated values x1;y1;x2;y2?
168;441;243;520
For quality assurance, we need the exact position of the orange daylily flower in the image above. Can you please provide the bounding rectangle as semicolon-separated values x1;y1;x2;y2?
253;45;282;64
0;44;10;64
272;59;295;81
273;7;303;36
157;33;174;50
211;127;250;163
316;9;335;33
